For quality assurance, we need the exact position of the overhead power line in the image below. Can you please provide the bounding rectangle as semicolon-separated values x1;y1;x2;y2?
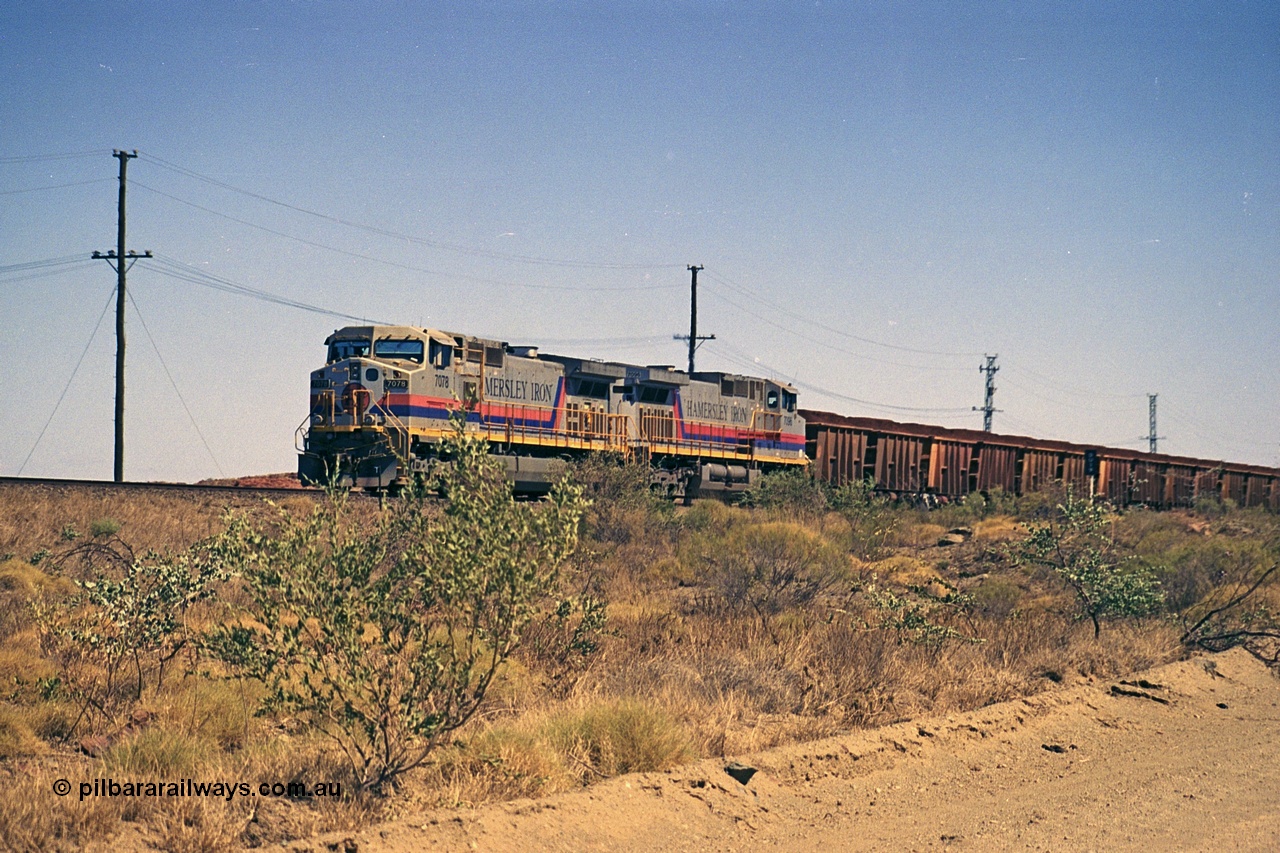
1004;363;1148;400
0;255;96;275
132;181;677;294
142;254;390;325
704;269;985;359
138;152;681;272
0;149;111;164
0;177;114;196
701;287;973;373
18;285;117;476
714;342;975;417
126;289;225;477
1000;375;1140;415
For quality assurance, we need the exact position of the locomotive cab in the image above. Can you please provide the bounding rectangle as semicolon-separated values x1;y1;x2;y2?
302;325;438;487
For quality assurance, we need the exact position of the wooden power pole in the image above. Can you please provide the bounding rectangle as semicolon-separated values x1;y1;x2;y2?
675;264;714;374
93;149;151;483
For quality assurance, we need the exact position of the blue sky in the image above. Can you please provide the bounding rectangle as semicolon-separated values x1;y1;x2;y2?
2;1;1277;481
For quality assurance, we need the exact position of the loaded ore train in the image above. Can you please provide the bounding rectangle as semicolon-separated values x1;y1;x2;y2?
803;410;1279;511
298;324;1279;509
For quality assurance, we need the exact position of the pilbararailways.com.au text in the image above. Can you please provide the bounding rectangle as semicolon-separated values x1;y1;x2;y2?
52;778;343;802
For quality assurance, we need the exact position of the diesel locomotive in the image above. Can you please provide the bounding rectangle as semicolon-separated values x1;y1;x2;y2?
297;325;807;498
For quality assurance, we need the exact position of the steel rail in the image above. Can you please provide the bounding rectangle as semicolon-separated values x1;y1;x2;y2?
0;475;320;499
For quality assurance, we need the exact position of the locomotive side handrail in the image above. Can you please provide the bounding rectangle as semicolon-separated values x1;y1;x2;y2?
472;400;630;455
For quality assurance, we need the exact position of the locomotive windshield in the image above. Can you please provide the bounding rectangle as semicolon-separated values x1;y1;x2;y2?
328;338;371;362
373;338;425;363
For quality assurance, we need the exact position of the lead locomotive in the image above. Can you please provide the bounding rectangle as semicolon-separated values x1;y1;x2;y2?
299;325;807;499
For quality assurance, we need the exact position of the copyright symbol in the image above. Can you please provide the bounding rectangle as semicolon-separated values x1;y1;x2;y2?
53;779;72;797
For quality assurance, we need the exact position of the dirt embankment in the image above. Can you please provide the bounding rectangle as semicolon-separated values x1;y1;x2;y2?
288;647;1280;852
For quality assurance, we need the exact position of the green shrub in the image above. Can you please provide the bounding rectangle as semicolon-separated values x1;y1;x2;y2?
736;468;827;515
31;544;226;732
829;479;899;561
89;518;122;538
541;699;693;781
206;415;586;792
971;575;1024;619
692;522;850;618
1015;489;1164;637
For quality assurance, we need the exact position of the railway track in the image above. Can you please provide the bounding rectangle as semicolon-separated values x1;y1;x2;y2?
0;475;321;499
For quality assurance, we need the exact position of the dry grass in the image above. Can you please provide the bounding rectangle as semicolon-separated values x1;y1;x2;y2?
0;476;1272;850
0;731;378;853
0;483;305;568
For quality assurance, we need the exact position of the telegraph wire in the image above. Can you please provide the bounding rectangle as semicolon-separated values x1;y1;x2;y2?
0;264;100;286
524;335;668;348
1162;403;1276;455
17;285;116;476
997;413;1048;438
132;181;679;294
141;255;389;325
138;152;682;272
704;269;984;359
0;257;99;286
0;255;95;275
713;342;976;417
1003;363;1148;400
702;287;973;373
0;150;111;164
1000;375;1142;414
793;380;981;416
126;289;226;477
0;177;114;196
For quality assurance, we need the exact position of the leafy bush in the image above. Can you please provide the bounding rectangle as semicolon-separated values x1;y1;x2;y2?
863;582;980;650
736;468;827;515
829;478;898;561
691;522;850;620
32;546;226;733
89;518;122;538
1015;490;1164;637
206;418;586;792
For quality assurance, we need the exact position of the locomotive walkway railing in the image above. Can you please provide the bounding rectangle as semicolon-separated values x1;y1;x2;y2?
475;401;631;455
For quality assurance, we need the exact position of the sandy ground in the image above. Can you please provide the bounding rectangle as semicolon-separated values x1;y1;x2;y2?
283;647;1280;853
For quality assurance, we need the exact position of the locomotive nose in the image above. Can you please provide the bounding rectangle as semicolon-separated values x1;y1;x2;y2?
340;382;371;417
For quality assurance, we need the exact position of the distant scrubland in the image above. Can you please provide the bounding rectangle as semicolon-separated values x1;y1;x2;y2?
1;446;1277;852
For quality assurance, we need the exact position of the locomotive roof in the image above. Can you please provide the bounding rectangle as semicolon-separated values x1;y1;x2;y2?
325;325;798;391
693;370;798;393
